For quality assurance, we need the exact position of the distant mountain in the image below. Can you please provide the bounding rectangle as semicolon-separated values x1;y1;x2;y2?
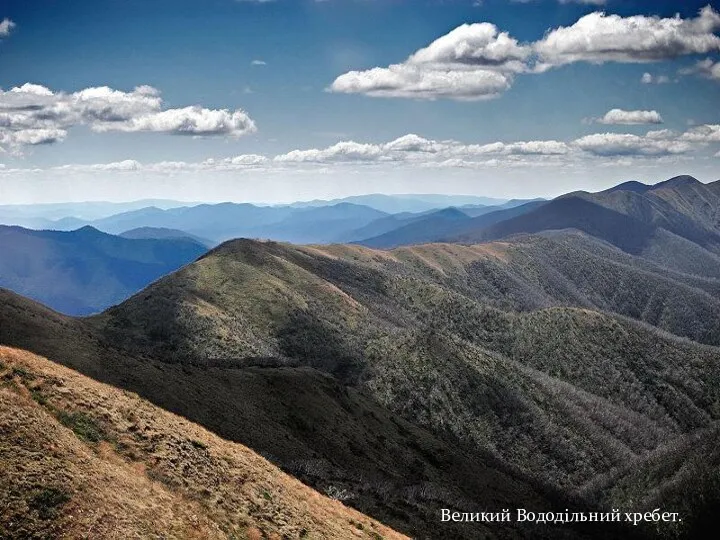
119;226;214;247
358;200;545;248
258;203;388;243
357;207;471;248
453;196;658;254
82;202;388;243
0;199;197;229
0;225;207;315
459;198;546;217
287;193;507;213
567;176;720;253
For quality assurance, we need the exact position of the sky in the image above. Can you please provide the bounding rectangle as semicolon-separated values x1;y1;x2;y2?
0;0;719;203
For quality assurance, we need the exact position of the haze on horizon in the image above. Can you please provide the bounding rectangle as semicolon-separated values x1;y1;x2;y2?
1;0;719;204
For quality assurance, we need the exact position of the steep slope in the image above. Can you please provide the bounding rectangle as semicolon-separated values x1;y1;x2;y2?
568;176;720;254
450;197;657;254
0;346;406;540
0;287;568;540
358;208;470;248
0;225;207;315
359;201;545;248
3;234;719;537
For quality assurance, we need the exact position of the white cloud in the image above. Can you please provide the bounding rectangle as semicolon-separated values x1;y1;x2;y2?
534;6;720;68
4;126;717;182
641;72;671;84
275;141;386;163
407;23;531;71
330;22;526;100
645;129;676;140
0;18;15;38
597;108;663;125
251;59;267;66
0;128;66;149
0;83;256;152
275;134;572;164
680;124;720;142
331;7;720;100
55;159;142;172
574;133;692;156
680;57;720;81
94;106;255;136
330;64;512;100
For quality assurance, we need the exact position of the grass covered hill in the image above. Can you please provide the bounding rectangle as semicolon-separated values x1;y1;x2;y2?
3;231;720;538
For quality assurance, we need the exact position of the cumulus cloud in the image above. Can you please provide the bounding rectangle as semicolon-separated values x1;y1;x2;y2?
680;57;720;81
330;22;527;100
93;106;256;136
534;6;720;68
574;133;691;156
0;18;15;38
5;125;717;178
596;108;663;125
641;72;671;84
407;23;531;71
0;83;256;152
274;134;572;164
251;59;267;66
330;65;512;100
331;7;720;100
680;124;720;142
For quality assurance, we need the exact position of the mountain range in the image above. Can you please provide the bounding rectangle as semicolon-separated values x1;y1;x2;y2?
2;175;720;538
0;225;207;316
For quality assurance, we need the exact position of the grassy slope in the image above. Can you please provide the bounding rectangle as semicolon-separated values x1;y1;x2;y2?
0;289;570;540
0;346;406;540
3;234;720;538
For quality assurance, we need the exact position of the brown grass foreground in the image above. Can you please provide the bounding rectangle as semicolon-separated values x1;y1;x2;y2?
0;346;406;540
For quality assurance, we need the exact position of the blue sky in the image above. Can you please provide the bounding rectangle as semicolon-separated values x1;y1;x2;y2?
0;0;719;203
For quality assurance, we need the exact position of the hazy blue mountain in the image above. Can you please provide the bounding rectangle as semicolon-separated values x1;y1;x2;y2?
336;208;441;243
459;198;546;217
257;203;388;243
119;227;214;247
358;200;546;248
86;202;387;243
287;193;506;213
357;207;471;248
0;199;197;228
0;225;207;316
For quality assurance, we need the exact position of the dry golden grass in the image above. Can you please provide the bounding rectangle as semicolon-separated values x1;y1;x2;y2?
0;346;406;540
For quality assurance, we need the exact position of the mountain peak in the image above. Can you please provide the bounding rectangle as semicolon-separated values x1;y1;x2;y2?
601;181;651;194
73;225;104;235
651;175;700;190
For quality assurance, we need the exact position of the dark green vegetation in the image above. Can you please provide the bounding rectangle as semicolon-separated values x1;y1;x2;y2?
2;177;720;538
0;225;207;316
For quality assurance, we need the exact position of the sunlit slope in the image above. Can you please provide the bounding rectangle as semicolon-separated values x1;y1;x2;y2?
0;346;407;540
